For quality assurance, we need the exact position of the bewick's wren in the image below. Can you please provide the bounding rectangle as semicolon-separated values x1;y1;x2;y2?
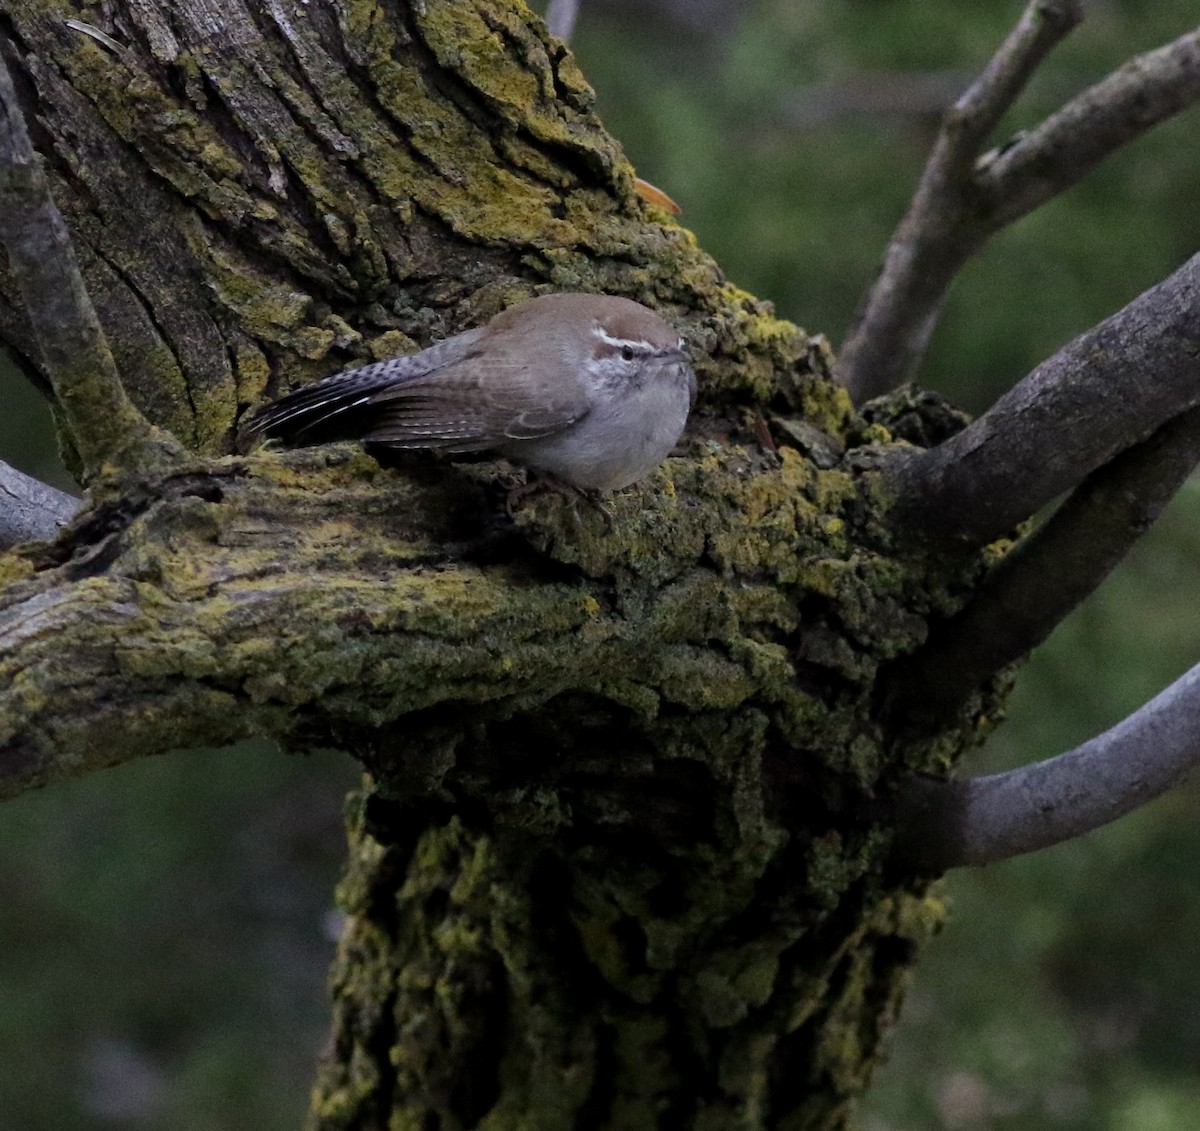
245;293;696;491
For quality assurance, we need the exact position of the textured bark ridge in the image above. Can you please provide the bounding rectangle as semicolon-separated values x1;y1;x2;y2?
0;2;1004;1127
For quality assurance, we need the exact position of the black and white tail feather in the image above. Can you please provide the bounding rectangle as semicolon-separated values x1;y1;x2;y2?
244;326;489;447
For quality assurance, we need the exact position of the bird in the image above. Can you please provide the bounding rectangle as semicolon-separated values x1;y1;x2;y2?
244;292;696;492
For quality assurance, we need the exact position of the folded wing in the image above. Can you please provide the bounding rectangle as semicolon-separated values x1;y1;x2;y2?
245;326;590;452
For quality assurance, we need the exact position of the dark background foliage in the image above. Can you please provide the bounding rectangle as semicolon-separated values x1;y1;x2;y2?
2;1;1199;1127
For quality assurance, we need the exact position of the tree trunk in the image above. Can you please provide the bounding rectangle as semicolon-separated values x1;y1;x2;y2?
0;1;1000;1126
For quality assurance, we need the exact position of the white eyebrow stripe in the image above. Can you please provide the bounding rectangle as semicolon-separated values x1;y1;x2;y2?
593;329;655;351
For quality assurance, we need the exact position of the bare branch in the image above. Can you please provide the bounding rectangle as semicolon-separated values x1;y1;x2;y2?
0;39;179;479
893;659;1200;871
883;251;1200;550
0;460;81;548
941;0;1083;170
981;26;1200;227
839;0;1083;402
841;14;1200;405
884;406;1200;724
546;0;580;42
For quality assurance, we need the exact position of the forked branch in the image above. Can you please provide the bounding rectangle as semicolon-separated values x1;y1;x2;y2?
884;406;1200;725
841;9;1200;402
839;0;1081;401
980;27;1200;228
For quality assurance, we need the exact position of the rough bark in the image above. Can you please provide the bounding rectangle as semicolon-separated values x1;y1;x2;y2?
1;425;986;1128
0;1;1012;1127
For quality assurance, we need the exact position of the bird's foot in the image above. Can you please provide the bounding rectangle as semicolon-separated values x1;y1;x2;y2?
503;469;613;532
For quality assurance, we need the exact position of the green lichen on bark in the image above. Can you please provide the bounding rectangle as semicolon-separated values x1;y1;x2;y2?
0;389;992;1130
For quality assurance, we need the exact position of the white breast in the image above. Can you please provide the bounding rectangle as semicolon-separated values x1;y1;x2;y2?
502;365;693;491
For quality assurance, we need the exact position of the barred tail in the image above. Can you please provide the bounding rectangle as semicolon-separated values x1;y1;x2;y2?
243;325;485;446
244;366;399;444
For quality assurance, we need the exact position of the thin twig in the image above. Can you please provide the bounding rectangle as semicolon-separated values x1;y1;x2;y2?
883;406;1200;724
882;250;1200;550
892;659;1200;871
0;459;81;548
939;0;1083;171
840;0;1083;403
546;0;580;42
0;40;176;479
981;27;1200;227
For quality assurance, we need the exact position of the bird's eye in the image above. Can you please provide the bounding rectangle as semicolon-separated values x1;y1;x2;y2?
620;345;636;362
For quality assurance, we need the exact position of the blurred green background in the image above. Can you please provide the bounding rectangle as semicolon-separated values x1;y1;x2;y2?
3;1;1200;1127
